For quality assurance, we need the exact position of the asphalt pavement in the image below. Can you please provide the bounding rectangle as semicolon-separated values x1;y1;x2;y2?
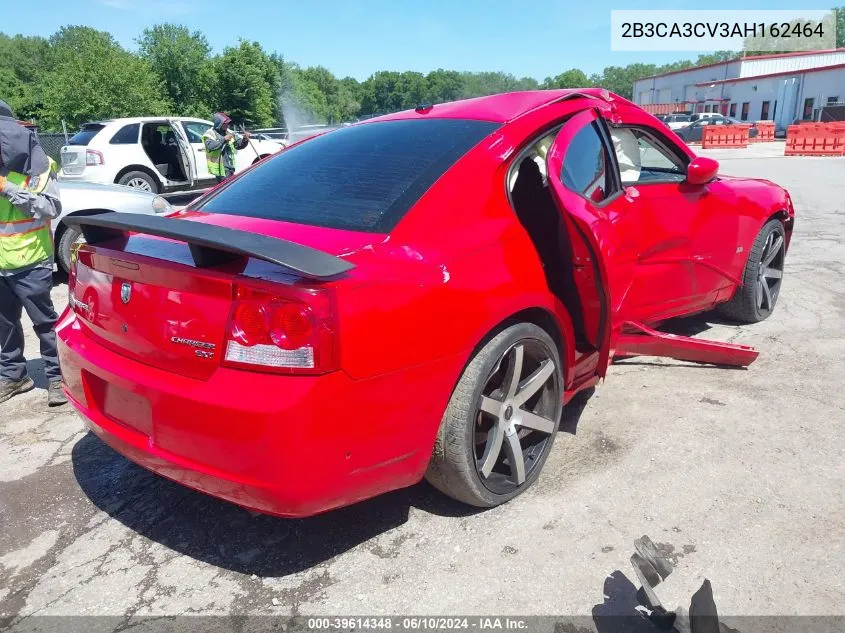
1;144;843;629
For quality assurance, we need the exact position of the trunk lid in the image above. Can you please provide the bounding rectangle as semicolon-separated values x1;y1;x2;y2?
72;244;233;381
59;145;88;176
68;212;380;380
60;123;106;175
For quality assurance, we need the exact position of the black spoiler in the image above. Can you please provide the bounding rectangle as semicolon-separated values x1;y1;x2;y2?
64;213;355;280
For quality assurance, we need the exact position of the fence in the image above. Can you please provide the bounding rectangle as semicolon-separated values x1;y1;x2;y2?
35;133;67;162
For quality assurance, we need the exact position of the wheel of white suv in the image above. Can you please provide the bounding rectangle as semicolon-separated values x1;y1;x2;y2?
426;323;564;507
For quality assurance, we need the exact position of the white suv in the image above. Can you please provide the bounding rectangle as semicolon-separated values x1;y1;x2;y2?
58;117;286;193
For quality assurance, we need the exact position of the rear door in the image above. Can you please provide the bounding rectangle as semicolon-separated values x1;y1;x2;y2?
544;108;636;377
168;119;196;187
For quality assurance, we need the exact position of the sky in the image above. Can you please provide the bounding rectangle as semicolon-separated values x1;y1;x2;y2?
10;0;838;82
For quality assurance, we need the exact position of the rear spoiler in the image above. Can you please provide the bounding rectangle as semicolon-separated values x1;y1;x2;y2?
64;213;355;280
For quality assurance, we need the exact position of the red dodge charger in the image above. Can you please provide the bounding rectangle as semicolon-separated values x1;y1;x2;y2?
58;89;794;516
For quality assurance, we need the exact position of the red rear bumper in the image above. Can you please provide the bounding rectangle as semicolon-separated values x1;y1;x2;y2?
57;310;461;517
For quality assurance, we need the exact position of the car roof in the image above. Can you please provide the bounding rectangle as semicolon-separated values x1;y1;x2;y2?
364;89;619;124
80;116;212;127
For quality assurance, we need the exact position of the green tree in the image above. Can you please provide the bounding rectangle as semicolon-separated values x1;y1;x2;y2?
0;34;51;120
424;69;463;104
137;23;213;117
542;68;591;89
589;63;659;99
39;26;170;130
836;6;844;47
461;72;539;97
212;40;279;127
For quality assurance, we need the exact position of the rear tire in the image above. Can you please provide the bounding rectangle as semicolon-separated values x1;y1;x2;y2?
117;170;158;193
426;323;563;508
718;219;786;323
57;225;83;273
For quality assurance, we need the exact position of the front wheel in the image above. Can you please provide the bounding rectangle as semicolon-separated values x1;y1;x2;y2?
719;218;786;323
426;323;563;508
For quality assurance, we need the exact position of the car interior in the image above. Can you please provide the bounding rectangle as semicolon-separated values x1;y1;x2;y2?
507;129;590;348
141;122;187;182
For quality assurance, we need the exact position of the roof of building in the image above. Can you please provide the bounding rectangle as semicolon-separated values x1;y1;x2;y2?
695;61;845;86
635;48;845;82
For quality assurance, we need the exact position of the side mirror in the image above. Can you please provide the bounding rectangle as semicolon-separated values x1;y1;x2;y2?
686;156;719;185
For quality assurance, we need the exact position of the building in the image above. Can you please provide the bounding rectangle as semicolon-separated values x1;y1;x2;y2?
633;49;845;131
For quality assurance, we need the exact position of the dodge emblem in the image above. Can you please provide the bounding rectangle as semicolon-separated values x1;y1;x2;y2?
120;282;132;304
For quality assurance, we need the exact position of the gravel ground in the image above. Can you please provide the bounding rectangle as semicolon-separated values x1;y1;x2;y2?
1;144;843;630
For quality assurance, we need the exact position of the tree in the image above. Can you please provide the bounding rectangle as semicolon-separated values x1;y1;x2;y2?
424;69;463;104
542;69;591;89
137;24;213;118
837;6;845;47
39;26;170;129
461;72;539;97
212;40;279;128
589;64;659;99
0;34;51;120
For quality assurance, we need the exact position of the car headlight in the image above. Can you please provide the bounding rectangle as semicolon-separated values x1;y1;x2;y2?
152;195;174;215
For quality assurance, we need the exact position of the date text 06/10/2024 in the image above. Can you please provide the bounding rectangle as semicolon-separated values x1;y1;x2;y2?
306;618;529;630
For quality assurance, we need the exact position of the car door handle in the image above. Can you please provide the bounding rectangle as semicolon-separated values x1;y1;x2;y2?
197;148;205;152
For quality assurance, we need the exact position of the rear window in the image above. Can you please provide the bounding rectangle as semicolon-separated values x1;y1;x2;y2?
69;124;106;146
198;118;500;233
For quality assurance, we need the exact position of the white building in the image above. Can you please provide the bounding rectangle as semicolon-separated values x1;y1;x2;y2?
633;49;845;131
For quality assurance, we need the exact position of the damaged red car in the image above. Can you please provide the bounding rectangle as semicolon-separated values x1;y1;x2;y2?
57;89;794;516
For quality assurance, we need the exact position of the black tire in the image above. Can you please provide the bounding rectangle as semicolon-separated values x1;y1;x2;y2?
57;225;83;273
117;170;159;193
426;323;564;507
718;219;786;323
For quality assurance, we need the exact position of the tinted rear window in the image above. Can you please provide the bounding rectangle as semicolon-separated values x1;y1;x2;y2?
69;124;106;146
198;118;499;233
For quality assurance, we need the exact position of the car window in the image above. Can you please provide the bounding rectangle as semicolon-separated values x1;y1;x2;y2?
198;118;499;233
610;127;687;185
69;124;105;146
110;123;140;145
561;122;614;203
183;121;212;144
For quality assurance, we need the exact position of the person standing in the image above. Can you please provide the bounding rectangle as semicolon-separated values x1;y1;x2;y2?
202;112;250;183
0;99;66;406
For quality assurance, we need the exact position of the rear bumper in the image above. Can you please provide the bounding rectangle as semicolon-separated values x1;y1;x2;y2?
58;166;117;186
57;310;462;517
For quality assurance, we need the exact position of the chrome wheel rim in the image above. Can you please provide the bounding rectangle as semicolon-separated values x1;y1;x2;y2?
474;340;560;494
756;229;785;314
126;178;152;191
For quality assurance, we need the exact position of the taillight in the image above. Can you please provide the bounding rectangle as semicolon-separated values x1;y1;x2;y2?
223;284;339;375
85;150;104;166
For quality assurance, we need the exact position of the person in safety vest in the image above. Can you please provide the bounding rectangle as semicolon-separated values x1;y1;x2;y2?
0;99;66;406
202;112;250;183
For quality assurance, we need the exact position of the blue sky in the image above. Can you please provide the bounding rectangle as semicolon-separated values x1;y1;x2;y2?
13;0;836;81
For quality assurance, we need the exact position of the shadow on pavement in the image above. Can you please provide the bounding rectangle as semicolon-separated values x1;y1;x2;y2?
592;571;665;633
72;432;480;578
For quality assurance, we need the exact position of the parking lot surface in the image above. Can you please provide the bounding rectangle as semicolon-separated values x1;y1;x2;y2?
1;144;843;626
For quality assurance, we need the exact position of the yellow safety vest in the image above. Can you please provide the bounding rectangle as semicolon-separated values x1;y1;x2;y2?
202;128;236;177
0;162;55;271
